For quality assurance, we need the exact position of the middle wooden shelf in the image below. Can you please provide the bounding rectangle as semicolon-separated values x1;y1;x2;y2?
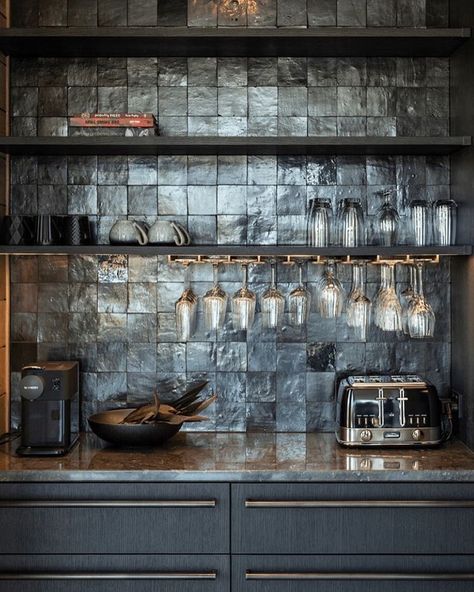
0;136;471;156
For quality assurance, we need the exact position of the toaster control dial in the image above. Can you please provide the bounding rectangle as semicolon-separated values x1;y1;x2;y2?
360;430;373;442
412;429;423;441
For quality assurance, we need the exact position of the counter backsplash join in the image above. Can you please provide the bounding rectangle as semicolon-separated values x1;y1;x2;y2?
8;0;452;435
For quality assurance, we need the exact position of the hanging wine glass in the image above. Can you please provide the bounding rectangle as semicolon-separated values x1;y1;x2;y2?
261;261;285;329
232;263;256;331
175;263;198;341
346;261;371;340
401;264;417;335
318;261;344;319
407;262;436;339
203;262;228;331
373;263;402;332
289;261;312;327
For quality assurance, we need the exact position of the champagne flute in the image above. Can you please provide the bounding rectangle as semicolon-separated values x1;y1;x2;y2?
289;261;312;327
232;263;256;331
175;264;198;341
203;262;228;331
261;261;285;329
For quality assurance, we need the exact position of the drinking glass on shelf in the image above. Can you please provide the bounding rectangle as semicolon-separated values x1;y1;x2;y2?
346;261;371;340
407;263;436;339
409;200;430;246
307;198;333;248
289;262;312;327
318;262;344;319
377;202;400;247
232;264;256;331
373;263;402;332
433;199;457;246
338;198;365;247
203;262;228;331
261;261;285;329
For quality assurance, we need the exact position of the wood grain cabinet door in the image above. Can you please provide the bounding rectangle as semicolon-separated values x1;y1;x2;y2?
0;483;230;554
0;554;230;592
232;483;474;554
233;555;474;592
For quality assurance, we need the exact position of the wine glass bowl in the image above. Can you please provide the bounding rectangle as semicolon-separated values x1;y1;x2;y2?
203;263;228;332
289;262;312;327
261;262;285;329
232;264;256;331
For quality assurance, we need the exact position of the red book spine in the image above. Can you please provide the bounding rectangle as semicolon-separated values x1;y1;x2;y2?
70;113;157;127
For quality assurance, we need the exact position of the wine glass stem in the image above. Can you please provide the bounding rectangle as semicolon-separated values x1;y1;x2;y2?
212;263;219;288
417;264;424;298
270;263;277;289
242;264;248;289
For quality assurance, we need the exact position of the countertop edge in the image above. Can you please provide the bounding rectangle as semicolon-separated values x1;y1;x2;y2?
2;470;474;483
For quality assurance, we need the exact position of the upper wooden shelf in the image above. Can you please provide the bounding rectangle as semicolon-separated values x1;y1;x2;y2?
0;27;470;57
0;246;471;257
0;136;470;156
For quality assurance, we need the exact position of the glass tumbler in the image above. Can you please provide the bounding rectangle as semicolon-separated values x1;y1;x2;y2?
409;200;430;246
307;198;332;247
377;202;400;246
433;199;457;246
338;199;365;247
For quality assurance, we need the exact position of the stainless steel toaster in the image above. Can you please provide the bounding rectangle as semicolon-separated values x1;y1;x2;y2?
336;375;442;447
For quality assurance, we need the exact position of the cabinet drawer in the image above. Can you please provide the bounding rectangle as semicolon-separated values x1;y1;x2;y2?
232;483;474;554
0;555;229;592
234;556;474;592
0;483;229;554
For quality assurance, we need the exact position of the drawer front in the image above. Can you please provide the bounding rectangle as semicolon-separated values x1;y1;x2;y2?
0;555;229;592
232;483;474;554
0;483;229;554
234;556;474;592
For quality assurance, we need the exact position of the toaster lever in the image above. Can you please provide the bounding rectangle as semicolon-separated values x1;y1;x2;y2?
398;388;408;427
376;388;386;428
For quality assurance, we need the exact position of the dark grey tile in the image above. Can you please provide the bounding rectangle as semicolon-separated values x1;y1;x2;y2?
187;0;218;26
308;0;337;26
11;88;39;117
12;157;38;185
158;186;188;216
12;0;39;26
68;86;98;115
308;87;337;117
397;58;426;87
69;283;97;312
397;0;425;27
158;87;187;116
127;58;158;86
277;0;307;26
37;313;69;343
128;0;158;25
248;58;278;86
337;87;367;116
307;156;337;186
97;87;127;112
39;0;67;25
306;372;336;401
127;343;157;373
38;117;68;137
128;156;158;185
367;0;396;26
246;403;276;432
98;58;127;87
12;117;38;137
38;185;67;214
67;185;97;215
248;87;278;116
98;186;127;216
217;215;247;244
68;0;98;26
337;0;367;26
158;0;187;25
278;58;307;86
337;58;367;86
278;156;307;185
426;0;448;27
98;0;127;25
68;59;98;87
157;343;186;373
247;0;277;26
308;116;338;136
158;155;188;185
367;58;397;87
307;342;336;372
188;58;217;86
98;156;128;185
128;313;157;343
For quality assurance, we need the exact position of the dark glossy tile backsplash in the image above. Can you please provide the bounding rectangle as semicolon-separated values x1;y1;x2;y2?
12;0;449;28
9;0;452;433
11;55;450;138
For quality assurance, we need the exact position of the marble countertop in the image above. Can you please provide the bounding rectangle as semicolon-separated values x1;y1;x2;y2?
1;433;474;482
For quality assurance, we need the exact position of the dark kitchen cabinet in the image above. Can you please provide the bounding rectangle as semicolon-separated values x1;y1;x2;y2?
233;556;474;592
0;483;230;554
231;483;474;554
0;554;230;592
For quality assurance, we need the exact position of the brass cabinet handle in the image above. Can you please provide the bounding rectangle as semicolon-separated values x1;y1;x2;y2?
245;572;474;581
245;500;474;508
0;572;217;581
0;500;217;508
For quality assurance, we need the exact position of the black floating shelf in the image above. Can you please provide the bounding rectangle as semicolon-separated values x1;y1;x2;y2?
0;136;470;156
0;27;469;57
0;246;471;257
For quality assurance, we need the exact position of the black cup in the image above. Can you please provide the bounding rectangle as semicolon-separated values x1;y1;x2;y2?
0;216;35;245
35;215;63;246
64;215;92;246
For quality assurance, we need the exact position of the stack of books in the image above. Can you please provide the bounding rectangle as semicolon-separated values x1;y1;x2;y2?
69;113;158;136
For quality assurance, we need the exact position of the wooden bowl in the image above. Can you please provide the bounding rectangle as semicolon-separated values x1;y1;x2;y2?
88;409;182;447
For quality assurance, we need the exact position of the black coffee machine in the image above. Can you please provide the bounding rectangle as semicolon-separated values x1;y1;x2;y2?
17;362;80;457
